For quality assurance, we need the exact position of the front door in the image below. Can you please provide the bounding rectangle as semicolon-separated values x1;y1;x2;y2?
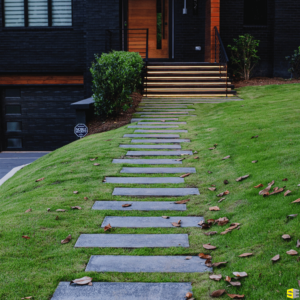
127;0;169;59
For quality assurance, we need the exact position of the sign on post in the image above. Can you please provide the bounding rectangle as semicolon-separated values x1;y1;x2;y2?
74;124;88;138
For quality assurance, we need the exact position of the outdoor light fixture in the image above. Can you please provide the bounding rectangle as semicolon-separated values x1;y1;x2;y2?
183;0;187;14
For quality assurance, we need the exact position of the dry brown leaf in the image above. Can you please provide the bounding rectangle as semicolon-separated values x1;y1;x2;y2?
73;191;79;194
284;190;292;196
71;206;82;210
185;292;193;299
254;184;263;188
259;185;272;196
239;253;253;258
268;180;275;186
22;297;33;299
162;216;169;219
171;222;181;227
251;135;259;139
185;256;192;260
71;276;93;285
252;160;258;163
93;163;100;166
208;170;212;174
203;243;217;250
225;276;231;282
292;199;300;203
227;295;244;299
287;249;298;256
209;206;220;211
104;224;112;231
56;209;66;212
174;199;190;204
84;197;88;200
230;281;241;287
47;208;50;212
35;177;45;182
217;190;230;197
212;262;227;267
224;180;229;185
22;235;30;239
207;219;215;224
269;187;284;195
211;289;226;297
204;231;218;236
236;175;250;182
216;217;229;226
209;147;215;150
55;216;59;220
205;258;212;267
194;156;199;159
218;197;226;203
25;208;32;213
122;204;132;207
282;234;291;240
233;272;248;278
90;157;98;161
180;173;191;178
198;253;212;259
61;234;72;244
161;120;166;122
271;254;280;262
175;158;185;161
287;214;298;219
282;178;288;181
296;240;300;248
222;155;231;160
209;274;222;281
200;222;211;229
208;187;216;191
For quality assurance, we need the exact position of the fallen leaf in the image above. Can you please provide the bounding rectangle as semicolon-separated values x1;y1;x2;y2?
233;272;248;278
208;187;216;191
47;208;50;212
199;254;212;261
282;234;291;240
56;209;66;212
212;262;227;267
93;163;100;166
218;198;226;203
271;254;280;262
203;243;217;250
205;258;212;267
71;276;93;285
251;135;259;139
224;180;229;185
194;156;199;159
104;224;112;231
204;231;218;236
230;281;241;286
122;204;132;207
71;206;82;210
84;197;88;200
227;294;244;299
175;158;185;161
180;173;191;178
207;219;215;224
194;151;198;154
292;199;300;203
209;147;215;150
161;120;165;122
236;175;249;182
239;253;253;258
174;199;190;204
287;214;298;219
222;155;231;160
225;276;231;282
209;206;220;211
185;292;193;299
22;235;30;239
208;171;213;174
200;222;211;229
162;216;169;219
287;249;298;256
214;144;218;147
25;208;32;213
61;234;72;244
185;256;192;260
90;157;98;161
211;289;226;297
22;297;33;299
35;177;45;182
296;240;300;248
254;184;263;188
252;160;258;163
73;191;79;194
269;187;284;195
171;222;181;227
282;178;288;181
217;190;230;197
259;183;273;196
55;216;59;220
284;190;292;196
216;217;229;226
209;274;222;281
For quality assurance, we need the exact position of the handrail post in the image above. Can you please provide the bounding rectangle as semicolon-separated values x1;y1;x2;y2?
215;28;217;63
146;28;149;62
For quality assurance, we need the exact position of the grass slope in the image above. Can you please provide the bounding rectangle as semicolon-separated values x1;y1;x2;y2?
1;84;300;299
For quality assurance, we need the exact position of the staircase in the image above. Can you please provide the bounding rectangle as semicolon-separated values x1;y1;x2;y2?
143;62;236;98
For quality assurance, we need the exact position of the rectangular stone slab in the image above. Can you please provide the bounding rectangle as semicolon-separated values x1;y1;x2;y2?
112;188;200;196
93;201;186;211
86;256;211;273
131;118;179;122
126;151;193;156
120;145;181;149
51;282;193;300
131;139;190;143
136;112;189;114
123;134;180;138
128;125;179;128
134;130;187;133
105;177;184;184
137;115;190;118
75;234;189;248
101;217;204;228
112;159;183;165
141;109;195;111
138;122;187;124
121;167;196;173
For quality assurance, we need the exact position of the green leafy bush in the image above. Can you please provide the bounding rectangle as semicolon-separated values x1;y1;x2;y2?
90;51;144;117
286;46;300;78
228;34;260;80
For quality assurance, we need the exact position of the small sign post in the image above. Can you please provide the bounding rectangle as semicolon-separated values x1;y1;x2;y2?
74;123;88;139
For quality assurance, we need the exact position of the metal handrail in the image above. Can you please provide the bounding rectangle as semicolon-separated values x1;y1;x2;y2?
214;26;229;97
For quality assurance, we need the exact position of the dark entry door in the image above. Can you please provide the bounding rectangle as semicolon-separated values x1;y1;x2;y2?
128;0;169;59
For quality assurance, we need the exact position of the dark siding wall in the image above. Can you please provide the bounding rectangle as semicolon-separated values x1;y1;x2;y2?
173;0;206;62
0;0;86;73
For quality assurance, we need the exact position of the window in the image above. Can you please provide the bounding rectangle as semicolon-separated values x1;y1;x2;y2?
7;122;22;131
6;105;21;114
244;0;267;26
7;138;22;148
3;0;72;27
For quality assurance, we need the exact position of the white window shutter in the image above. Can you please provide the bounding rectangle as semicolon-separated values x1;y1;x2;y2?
28;0;48;26
52;0;72;26
4;0;25;27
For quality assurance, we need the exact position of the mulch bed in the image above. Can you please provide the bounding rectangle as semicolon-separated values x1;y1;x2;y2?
233;77;300;88
87;92;142;136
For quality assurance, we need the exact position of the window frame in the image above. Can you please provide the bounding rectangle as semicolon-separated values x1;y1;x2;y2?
2;0;73;28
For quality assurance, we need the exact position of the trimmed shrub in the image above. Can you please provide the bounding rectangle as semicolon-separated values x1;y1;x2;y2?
90;51;144;117
228;34;260;80
286;47;300;78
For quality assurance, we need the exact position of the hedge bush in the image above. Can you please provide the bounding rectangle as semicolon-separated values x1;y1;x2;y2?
90;51;144;117
286;46;300;78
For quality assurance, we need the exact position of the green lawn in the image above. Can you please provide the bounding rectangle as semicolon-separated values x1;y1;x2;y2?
1;84;300;299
